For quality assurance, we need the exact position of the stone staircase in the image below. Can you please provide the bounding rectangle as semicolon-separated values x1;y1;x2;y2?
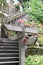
0;38;19;65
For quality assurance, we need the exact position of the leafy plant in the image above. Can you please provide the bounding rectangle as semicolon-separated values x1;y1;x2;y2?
0;0;2;5
0;0;6;5
26;55;43;65
23;1;29;8
38;28;43;34
24;0;43;24
38;37;43;43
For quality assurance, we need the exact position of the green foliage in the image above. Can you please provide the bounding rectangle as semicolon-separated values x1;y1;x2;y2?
23;1;29;8
38;37;43;43
0;0;2;5
24;0;43;24
34;21;40;27
38;28;43;34
26;55;43;65
0;0;6;5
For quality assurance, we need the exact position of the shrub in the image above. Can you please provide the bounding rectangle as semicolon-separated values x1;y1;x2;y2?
26;55;43;65
24;0;43;24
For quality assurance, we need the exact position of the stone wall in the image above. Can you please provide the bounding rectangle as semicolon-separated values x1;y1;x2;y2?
26;48;43;57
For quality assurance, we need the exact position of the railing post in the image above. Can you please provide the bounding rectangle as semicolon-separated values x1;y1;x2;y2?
19;39;25;65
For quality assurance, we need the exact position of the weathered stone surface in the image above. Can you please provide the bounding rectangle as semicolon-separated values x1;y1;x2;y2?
4;24;38;34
